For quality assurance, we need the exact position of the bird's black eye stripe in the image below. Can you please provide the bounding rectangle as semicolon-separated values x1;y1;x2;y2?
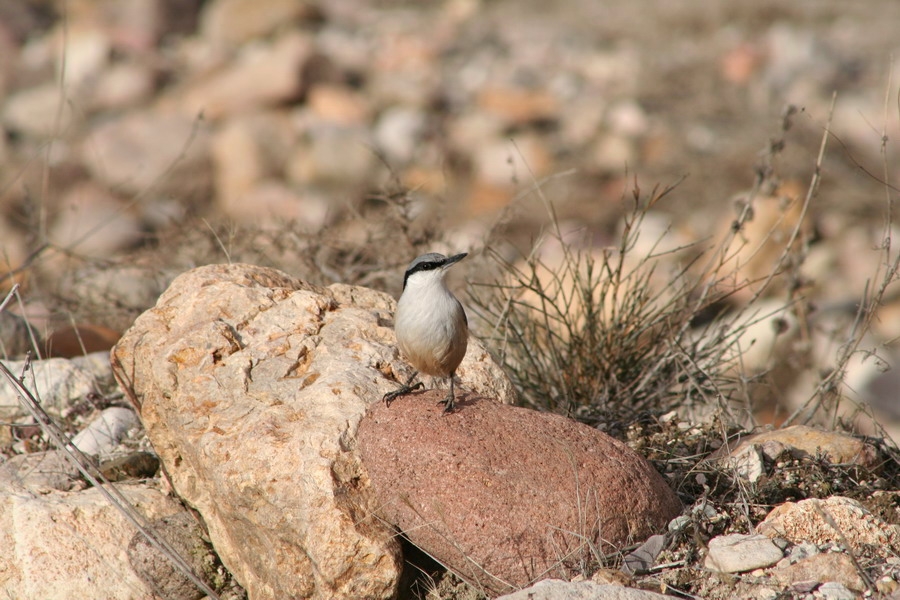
402;260;443;289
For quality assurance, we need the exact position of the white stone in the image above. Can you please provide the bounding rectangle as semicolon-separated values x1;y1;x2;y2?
91;61;155;110
57;25;110;87
721;442;766;483
71;407;140;458
0;357;100;421
2;83;75;137
817;582;856;600
373;106;427;163
496;579;672;600
704;533;784;573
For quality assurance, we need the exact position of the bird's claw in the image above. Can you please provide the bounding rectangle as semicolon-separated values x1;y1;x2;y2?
383;381;423;407
438;395;455;414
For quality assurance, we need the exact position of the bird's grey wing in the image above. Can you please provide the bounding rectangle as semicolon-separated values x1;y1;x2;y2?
456;298;468;327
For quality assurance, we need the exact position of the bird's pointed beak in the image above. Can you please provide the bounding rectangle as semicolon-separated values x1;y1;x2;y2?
443;253;468;268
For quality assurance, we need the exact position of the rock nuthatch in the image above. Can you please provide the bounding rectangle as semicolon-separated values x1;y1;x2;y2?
384;252;468;412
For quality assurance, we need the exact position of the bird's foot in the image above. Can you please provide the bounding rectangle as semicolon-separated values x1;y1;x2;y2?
438;393;455;414
383;381;423;407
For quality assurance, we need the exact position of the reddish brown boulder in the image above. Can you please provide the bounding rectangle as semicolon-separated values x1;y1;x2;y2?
357;393;682;595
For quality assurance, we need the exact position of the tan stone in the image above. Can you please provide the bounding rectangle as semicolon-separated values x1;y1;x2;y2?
770;552;865;593
471;133;553;187
477;86;560;125
719;299;802;377
703;533;784;573
307;84;372;125
706;182;812;305
200;0;319;46
496;579;672;600
758;496;900;557
210;112;294;211
2;82;75;138
284;126;377;187
357;394;682;596
0;483;184;599
82;111;212;198
47;181;142;259
90;61;156;111
715;425;880;483
180;31;313;120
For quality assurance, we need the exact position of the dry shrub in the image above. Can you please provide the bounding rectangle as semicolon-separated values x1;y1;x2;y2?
468;180;745;427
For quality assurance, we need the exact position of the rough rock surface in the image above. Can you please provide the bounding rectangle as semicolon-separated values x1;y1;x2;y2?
0;483;184;599
357;393;682;595
495;579;673;600
0;450;82;493
757;496;900;556
770;552;865;593
128;510;221;600
111;262;515;600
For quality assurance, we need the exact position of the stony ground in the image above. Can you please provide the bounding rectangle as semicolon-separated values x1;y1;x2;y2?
2;1;900;599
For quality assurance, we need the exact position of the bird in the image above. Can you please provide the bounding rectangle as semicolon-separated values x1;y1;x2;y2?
383;252;469;413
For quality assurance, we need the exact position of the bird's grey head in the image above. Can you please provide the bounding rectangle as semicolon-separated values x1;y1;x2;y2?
403;252;467;290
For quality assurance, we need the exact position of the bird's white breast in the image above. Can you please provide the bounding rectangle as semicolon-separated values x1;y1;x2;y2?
394;274;468;377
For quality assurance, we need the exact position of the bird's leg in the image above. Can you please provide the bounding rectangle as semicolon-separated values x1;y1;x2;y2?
438;373;456;413
383;371;422;407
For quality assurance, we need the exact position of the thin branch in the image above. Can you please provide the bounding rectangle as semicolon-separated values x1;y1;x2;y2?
0;361;221;599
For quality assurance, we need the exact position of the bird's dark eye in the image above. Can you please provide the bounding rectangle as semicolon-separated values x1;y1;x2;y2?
402;260;443;289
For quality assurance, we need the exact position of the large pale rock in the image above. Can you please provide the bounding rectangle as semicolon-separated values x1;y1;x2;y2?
111;263;515;600
0;483;184;599
357;394;682;596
